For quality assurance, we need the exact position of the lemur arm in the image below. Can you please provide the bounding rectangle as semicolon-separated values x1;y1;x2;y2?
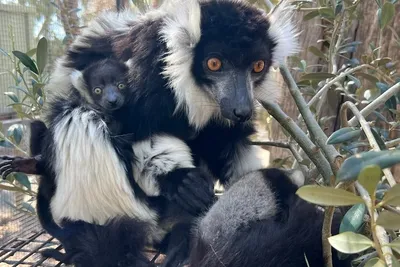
0;120;48;179
132;135;215;216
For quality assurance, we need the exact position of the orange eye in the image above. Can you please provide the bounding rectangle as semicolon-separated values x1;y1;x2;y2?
207;58;222;71
253;60;265;73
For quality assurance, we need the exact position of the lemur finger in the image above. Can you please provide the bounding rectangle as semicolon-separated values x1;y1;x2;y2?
0;161;12;168
2;168;15;179
173;194;194;214
0;156;19;161
177;187;207;212
0;164;12;174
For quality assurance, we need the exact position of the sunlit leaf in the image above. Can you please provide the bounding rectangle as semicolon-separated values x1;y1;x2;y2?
300;72;336;82
358;165;382;196
36;37;48;74
347;75;361;89
379;2;395;29
296;185;363;206
308;46;326;60
327;127;361;145
303;10;320;21
4;92;19;103
376;210;400;230
356;72;380;84
339;203;366;233
364;258;386;267
21;202;35;213
12;51;38;74
25;48;37;57
389;238;400;254
14;173;31;190
336;150;400;182
328;232;373;254
381;184;400;206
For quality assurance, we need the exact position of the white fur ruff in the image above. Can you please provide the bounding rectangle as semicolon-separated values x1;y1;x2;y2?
50;108;157;225
132;135;195;196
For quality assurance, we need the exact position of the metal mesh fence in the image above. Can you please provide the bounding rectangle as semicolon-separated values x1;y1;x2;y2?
0;0;152;265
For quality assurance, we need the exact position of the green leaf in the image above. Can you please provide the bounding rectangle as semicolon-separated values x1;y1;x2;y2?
8;85;30;96
347;75;362;89
358;165;382;196
327;127;362;145
25;48;37;57
379;2;395;29
21;202;35;213
7;124;24;145
356;72;380;84
389;238;400;254
4;92;19;103
308;46;326;60
14;173;31;190
12;51;38;75
300;72;336;82
303;10;320;21
364;258;386;267
318;7;334;18
335;0;343;15
36;37;48;74
328;232;373;254
296;185;363;206
0;184;27;193
0;140;14;148
391;255;400;267
376;210;400;230
371;128;387;150
381;184;400;206
339;203;366;233
336;150;400;183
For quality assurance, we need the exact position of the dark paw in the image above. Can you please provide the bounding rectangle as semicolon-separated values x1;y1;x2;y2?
169;168;215;215
0;156;23;179
0;156;38;179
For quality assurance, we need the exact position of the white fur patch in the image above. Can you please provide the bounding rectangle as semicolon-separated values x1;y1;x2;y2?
225;144;267;187
160;0;221;130
50;108;157;225
70;70;94;105
267;0;300;66
132;135;195;196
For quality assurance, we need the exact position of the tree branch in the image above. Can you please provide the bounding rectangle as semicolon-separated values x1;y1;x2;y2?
341;101;397;186
348;82;400;127
259;100;333;182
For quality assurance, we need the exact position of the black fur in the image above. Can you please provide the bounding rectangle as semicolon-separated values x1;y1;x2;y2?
189;168;352;267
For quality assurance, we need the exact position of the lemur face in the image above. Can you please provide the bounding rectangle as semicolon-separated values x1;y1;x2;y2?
83;60;129;111
191;1;276;122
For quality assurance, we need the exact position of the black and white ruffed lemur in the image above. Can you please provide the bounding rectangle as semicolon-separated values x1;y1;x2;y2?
0;0;351;266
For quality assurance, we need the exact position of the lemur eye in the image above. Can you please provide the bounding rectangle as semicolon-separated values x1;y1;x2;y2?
94;88;102;95
207;58;222;71
253;60;265;73
118;83;126;90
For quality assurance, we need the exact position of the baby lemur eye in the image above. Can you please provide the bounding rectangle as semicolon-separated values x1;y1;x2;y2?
118;83;126;90
94;88;102;95
207;58;222;71
253;60;265;73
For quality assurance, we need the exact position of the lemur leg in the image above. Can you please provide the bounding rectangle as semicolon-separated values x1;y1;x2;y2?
0;155;41;179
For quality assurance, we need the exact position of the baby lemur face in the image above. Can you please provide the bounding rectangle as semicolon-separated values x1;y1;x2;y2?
82;59;130;112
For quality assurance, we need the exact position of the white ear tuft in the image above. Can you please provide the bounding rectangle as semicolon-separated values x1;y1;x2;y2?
70;70;85;92
267;0;301;66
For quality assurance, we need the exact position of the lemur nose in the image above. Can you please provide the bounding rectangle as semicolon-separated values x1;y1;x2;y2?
233;107;252;122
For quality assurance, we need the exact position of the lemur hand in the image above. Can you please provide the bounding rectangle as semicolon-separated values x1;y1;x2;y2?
0;155;41;179
159;168;215;216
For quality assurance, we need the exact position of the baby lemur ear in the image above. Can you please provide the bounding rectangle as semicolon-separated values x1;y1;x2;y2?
70;69;94;104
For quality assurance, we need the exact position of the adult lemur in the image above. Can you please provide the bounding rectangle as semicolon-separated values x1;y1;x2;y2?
0;0;346;266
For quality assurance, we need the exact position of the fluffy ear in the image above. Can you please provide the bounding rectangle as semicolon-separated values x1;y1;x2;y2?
70;70;94;104
70;70;86;92
160;0;201;48
267;0;300;66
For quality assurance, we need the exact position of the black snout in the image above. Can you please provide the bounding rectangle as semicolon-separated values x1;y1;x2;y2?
233;106;252;122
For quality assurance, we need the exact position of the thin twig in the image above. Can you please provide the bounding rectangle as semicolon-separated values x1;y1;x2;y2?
259;100;333;182
251;141;290;148
355;182;392;266
341;101;397;186
385;137;400;148
348;82;400;127
382;205;400;216
280;65;342;174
